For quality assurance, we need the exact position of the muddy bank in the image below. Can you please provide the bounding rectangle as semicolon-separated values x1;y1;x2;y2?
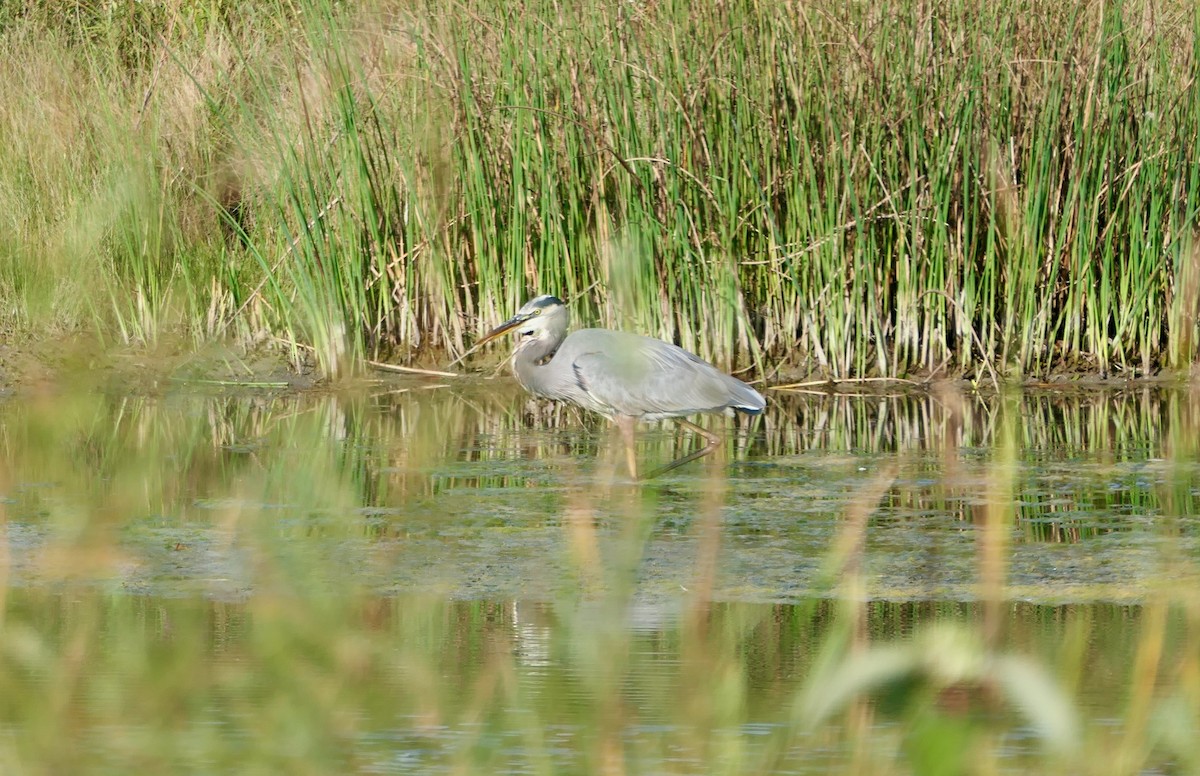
0;333;1193;399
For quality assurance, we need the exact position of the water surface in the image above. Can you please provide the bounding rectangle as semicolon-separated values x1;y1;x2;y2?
0;382;1196;773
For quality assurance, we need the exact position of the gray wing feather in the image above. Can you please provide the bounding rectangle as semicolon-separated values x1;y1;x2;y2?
565;330;764;420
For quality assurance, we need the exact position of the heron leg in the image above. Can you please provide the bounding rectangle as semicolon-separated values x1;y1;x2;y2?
615;415;639;480
642;419;722;480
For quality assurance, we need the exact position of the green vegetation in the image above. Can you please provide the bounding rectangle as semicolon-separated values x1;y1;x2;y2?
0;385;1198;772
4;4;1199;768
0;0;1196;380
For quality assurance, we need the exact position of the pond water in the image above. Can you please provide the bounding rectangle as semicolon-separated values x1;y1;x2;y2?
0;381;1197;773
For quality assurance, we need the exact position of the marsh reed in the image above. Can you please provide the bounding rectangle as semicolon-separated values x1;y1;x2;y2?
0;0;1196;379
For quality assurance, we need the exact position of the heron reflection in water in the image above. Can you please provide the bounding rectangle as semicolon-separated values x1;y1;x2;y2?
475;295;765;479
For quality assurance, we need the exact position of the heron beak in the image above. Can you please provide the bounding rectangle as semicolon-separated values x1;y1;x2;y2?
475;312;534;346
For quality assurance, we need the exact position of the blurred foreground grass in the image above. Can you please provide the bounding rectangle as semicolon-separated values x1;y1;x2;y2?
0;383;1198;773
2;591;1194;774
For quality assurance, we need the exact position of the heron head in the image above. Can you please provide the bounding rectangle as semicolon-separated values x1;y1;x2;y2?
476;295;569;349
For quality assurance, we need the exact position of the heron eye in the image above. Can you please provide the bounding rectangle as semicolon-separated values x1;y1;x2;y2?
532;309;541;316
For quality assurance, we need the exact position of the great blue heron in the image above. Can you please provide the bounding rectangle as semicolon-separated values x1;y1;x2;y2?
475;295;765;479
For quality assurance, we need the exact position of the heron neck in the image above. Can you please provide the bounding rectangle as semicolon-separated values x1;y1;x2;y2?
512;334;564;395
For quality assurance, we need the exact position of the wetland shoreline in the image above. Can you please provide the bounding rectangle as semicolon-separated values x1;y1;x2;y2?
1;333;1196;399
